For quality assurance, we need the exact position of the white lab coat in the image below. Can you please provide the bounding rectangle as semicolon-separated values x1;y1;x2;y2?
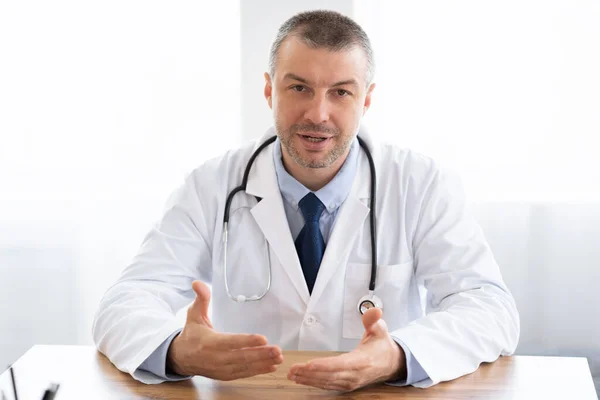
92;128;520;388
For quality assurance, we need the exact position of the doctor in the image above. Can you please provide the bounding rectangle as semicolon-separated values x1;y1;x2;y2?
93;10;519;391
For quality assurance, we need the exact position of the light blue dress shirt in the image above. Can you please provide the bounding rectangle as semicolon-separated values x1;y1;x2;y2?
138;137;428;385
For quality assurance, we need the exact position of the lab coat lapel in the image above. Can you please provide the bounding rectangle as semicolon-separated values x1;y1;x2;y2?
308;134;373;309
246;131;310;306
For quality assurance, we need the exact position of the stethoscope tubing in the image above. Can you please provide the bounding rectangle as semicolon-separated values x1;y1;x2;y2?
222;135;378;309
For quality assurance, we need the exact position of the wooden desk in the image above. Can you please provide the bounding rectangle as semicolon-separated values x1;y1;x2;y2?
1;345;597;399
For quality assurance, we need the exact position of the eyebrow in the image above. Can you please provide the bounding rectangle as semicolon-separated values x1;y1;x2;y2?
283;73;358;88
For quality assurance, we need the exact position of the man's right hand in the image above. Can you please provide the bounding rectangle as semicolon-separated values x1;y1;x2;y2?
166;280;283;380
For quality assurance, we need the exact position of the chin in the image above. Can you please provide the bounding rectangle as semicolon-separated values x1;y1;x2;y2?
299;157;330;169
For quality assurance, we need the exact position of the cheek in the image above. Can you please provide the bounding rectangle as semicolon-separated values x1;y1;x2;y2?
332;107;361;133
336;101;362;119
276;100;304;123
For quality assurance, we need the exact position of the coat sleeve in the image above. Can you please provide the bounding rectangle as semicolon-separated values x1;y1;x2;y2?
390;163;520;388
92;170;214;384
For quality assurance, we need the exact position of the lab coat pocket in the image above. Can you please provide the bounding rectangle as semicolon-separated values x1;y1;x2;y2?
342;261;414;339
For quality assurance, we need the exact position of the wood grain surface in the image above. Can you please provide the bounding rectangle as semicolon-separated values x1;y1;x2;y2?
0;345;597;399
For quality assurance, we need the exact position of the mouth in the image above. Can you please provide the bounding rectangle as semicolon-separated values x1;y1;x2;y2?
296;132;333;151
297;132;331;143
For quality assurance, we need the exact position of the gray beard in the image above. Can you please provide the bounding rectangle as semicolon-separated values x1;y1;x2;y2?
275;122;352;169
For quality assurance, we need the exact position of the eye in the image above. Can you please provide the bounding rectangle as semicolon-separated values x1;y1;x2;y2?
291;85;307;92
336;89;351;97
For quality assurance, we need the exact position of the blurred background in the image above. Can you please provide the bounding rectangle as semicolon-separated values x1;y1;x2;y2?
1;0;598;393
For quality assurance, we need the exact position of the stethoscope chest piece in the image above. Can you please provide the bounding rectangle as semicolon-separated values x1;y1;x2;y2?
358;293;383;315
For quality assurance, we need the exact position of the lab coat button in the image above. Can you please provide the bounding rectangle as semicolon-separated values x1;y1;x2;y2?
305;315;316;326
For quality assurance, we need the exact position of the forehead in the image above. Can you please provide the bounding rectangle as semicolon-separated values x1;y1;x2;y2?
275;37;367;86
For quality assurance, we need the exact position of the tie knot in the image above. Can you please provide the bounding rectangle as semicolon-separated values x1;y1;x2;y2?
298;192;326;222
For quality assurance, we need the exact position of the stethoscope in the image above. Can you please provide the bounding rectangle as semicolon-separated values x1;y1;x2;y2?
222;135;382;315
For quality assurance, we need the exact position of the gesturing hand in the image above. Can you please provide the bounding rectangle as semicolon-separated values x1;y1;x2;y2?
287;307;406;391
167;280;283;380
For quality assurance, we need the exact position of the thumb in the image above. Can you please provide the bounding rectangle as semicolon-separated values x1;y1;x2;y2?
361;307;387;337
187;280;213;327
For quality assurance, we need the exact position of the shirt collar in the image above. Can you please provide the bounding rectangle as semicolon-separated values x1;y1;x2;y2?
272;137;359;213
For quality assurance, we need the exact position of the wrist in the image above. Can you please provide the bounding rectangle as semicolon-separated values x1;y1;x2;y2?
166;333;187;376
386;341;407;381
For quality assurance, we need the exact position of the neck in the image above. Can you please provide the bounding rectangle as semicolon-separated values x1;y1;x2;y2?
281;149;349;192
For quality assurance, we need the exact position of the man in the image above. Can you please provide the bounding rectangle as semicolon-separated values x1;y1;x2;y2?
93;10;519;391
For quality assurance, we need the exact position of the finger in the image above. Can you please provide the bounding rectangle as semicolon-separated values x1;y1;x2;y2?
225;357;283;379
222;365;277;381
188;280;213;327
361;307;384;334
213;345;282;366
288;362;358;384
209;332;269;351
289;352;367;375
291;369;356;383
293;375;356;392
190;348;282;379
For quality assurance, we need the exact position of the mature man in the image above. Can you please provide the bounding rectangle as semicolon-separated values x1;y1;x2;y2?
93;10;519;391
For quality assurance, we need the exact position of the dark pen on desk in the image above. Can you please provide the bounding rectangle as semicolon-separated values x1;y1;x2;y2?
41;383;60;400
9;367;18;400
7;366;59;400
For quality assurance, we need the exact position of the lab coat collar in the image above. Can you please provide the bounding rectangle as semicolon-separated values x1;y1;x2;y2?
246;127;310;305
309;125;375;307
245;126;376;308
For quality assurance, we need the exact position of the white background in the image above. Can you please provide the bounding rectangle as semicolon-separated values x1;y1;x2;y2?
0;0;240;367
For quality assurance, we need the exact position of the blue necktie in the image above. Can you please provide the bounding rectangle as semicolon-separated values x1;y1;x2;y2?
295;193;326;295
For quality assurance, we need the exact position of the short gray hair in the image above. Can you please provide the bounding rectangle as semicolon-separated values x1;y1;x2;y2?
268;10;375;85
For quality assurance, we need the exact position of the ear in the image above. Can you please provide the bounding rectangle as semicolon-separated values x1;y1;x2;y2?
363;82;376;115
264;72;273;109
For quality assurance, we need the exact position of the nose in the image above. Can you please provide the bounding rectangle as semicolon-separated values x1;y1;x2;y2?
303;92;330;124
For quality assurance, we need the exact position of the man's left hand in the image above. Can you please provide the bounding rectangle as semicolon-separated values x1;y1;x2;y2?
287;307;407;392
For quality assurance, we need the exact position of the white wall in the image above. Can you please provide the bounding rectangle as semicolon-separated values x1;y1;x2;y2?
355;0;600;203
0;0;240;365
